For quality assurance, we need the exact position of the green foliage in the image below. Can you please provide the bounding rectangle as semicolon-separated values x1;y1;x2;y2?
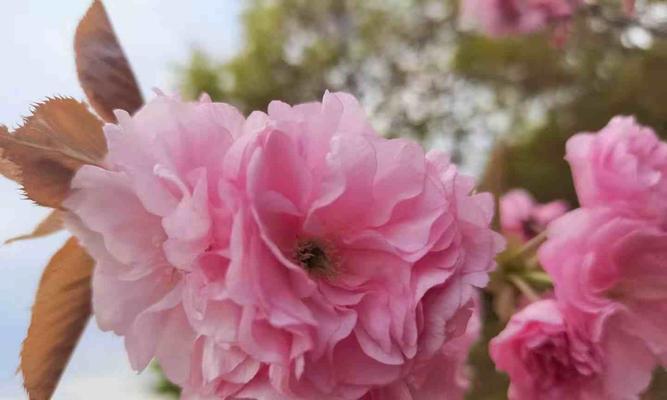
151;363;180;397
182;0;340;113
464;16;667;203
180;50;226;102
455;33;573;92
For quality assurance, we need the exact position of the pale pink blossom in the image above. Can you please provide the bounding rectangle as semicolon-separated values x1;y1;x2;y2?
500;189;567;242
539;207;667;366
566;116;667;223
529;116;667;396
459;0;582;36
623;0;635;16
364;294;481;400
490;299;655;400
65;92;503;399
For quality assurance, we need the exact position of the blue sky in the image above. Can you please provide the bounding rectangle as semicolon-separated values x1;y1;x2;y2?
0;1;242;398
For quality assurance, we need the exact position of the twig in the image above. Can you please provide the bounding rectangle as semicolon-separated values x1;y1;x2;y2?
507;231;548;263
508;275;541;302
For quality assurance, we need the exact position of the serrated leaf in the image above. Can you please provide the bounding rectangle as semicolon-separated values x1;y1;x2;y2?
6;211;63;244
75;0;143;122
0;143;21;182
0;98;106;208
21;237;93;400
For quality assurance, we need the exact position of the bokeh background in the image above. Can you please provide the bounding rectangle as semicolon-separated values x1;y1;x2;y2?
2;0;667;399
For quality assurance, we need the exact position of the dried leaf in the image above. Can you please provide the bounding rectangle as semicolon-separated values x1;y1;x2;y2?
75;0;143;122
6;211;64;244
0;143;21;182
21;237;93;400
0;98;106;208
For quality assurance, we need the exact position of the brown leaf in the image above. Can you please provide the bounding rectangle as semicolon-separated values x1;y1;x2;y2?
6;211;64;244
75;0;143;122
0;142;21;182
21;237;93;400
0;98;106;208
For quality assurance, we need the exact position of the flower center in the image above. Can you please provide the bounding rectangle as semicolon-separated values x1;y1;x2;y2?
294;238;336;276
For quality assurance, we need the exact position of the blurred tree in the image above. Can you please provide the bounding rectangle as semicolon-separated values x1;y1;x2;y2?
465;11;667;205
179;0;509;168
160;0;667;399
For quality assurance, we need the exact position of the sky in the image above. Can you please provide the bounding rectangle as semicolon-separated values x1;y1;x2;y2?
0;1;242;398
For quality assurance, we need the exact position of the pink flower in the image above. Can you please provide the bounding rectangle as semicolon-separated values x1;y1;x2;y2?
539;207;667;365
529;117;667;398
364;294;481;400
500;189;568;242
566;116;667;223
490;299;655;400
623;0;635;16
459;0;582;36
65;92;503;399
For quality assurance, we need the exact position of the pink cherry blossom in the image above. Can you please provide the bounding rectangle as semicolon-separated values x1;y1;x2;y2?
364;293;481;400
490;299;655;400
459;0;582;36
539;207;667;365
623;0;635;16
65;92;503;399
566;116;667;223
500;189;567;242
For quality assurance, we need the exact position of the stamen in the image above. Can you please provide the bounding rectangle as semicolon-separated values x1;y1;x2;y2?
294;238;337;277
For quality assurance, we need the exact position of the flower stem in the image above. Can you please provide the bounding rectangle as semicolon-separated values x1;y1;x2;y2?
509;231;548;262
508;275;541;303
